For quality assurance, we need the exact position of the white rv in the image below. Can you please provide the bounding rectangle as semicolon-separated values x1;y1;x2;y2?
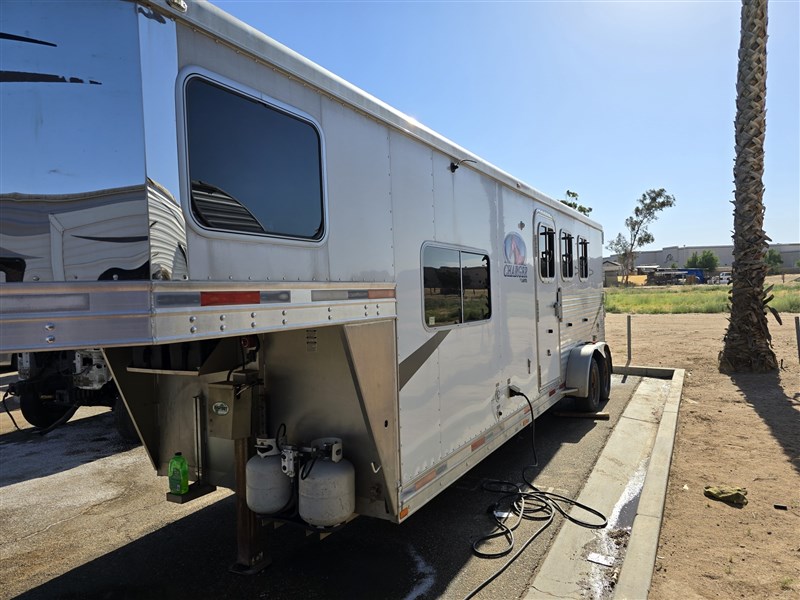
0;0;612;568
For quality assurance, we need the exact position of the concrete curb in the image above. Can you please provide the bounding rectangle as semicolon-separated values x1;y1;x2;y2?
613;365;676;379
612;367;684;600
525;366;684;600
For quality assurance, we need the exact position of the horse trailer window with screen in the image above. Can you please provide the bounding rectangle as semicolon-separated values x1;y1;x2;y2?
578;236;589;279
185;77;324;240
538;224;556;280
423;246;491;327
560;231;574;280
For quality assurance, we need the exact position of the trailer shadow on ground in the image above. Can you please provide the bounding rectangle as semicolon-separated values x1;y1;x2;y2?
0;411;138;488
13;401;611;600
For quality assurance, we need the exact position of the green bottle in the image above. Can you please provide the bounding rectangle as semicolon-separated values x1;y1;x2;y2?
168;452;189;495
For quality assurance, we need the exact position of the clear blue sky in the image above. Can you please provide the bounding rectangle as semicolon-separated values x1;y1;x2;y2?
213;0;799;251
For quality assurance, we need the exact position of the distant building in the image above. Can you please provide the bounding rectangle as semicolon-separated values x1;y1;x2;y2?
603;260;621;287
606;243;800;272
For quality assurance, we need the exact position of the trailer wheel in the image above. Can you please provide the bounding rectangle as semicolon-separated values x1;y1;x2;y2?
599;355;612;402
576;358;601;412
19;390;73;429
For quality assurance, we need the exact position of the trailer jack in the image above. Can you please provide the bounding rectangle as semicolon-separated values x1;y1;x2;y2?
231;438;271;575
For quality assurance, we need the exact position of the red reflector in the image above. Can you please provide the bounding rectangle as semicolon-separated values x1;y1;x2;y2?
471;436;486;451
200;291;260;306
415;470;437;491
549;388;556;397
368;289;396;299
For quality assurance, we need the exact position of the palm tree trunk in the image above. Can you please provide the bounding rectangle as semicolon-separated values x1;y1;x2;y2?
719;0;777;373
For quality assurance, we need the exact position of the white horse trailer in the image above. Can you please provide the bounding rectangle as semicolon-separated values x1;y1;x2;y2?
0;0;612;569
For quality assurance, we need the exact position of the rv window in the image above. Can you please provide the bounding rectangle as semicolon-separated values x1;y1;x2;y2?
423;246;491;328
461;251;491;323
185;78;324;240
578;237;589;279
560;231;574;280
538;225;556;280
424;247;462;327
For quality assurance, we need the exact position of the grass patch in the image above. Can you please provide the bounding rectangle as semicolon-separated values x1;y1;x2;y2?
605;283;800;314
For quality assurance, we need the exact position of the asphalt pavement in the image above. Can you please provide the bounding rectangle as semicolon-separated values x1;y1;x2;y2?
0;371;678;600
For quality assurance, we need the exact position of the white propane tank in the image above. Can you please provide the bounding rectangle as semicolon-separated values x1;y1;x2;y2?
246;439;292;514
298;438;355;528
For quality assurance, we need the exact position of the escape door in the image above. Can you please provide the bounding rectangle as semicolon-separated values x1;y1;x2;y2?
534;211;561;389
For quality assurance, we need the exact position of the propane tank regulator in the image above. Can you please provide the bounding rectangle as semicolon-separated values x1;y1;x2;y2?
260;436;344;480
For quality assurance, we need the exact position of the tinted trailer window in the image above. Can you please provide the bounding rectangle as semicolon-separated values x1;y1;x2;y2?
185;77;324;240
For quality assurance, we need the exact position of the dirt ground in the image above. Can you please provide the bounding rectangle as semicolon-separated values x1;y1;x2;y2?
604;291;800;597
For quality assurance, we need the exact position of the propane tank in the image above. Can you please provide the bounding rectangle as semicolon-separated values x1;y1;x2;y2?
299;437;355;528
246;439;292;514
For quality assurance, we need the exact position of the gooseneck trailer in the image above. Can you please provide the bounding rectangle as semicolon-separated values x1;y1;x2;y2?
0;0;612;570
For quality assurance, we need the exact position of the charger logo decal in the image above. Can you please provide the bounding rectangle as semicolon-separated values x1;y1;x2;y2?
503;232;528;279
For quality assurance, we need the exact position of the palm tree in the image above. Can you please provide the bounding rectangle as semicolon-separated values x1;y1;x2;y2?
719;0;778;373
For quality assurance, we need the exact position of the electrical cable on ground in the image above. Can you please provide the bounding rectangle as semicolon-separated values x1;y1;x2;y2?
463;389;608;600
2;389;22;431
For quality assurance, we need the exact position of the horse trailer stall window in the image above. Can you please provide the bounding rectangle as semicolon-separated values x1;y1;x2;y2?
423;246;491;328
578;236;589;279
538;224;556;280
560;231;574;280
185;77;324;240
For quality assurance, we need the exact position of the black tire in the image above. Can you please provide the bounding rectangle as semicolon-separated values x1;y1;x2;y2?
599;355;612;402
114;395;140;444
19;390;73;429
576;358;601;413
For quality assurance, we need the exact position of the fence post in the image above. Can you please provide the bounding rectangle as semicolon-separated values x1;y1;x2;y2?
627;315;632;366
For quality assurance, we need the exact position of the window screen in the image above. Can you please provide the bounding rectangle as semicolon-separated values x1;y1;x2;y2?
423;246;491;327
185;78;324;240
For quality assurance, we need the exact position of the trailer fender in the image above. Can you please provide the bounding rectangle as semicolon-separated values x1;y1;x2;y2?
565;342;612;399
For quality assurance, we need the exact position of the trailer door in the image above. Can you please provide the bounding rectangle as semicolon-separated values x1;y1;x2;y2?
534;212;560;389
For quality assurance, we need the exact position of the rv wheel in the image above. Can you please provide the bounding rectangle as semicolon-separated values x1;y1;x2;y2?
19;390;73;429
576;358;601;412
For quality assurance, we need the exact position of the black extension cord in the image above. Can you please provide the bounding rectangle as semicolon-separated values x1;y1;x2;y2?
463;390;608;600
2;389;22;431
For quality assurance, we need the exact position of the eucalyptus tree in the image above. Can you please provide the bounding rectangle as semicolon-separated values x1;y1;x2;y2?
719;0;778;372
606;188;675;286
560;189;592;216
